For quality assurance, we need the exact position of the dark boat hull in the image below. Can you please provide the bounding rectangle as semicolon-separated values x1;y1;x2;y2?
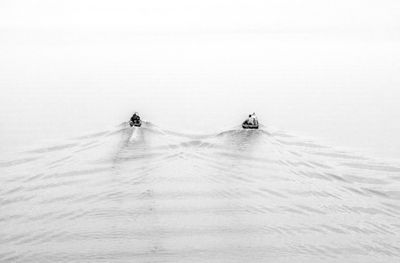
242;123;259;129
129;120;142;127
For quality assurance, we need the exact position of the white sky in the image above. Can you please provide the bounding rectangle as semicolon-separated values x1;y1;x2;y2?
0;0;399;31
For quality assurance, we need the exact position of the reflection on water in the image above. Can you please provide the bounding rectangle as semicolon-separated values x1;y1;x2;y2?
1;122;400;263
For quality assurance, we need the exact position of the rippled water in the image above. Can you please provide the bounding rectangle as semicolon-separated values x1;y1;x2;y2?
1;122;400;262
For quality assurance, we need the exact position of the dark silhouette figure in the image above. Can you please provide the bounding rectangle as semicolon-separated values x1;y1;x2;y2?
129;112;142;127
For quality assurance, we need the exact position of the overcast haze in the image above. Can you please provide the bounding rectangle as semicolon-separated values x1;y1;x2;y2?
2;1;400;262
1;0;400;158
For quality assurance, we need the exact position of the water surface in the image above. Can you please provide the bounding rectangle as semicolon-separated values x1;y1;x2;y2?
1;122;399;262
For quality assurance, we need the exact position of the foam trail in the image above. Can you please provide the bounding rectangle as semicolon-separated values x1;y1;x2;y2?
129;127;141;142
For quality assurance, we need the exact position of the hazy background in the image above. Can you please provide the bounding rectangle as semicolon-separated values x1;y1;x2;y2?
1;0;400;159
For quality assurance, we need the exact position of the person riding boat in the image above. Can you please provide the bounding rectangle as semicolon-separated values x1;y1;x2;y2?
251;112;258;126
242;112;259;129
129;112;141;127
247;114;255;125
246;113;258;125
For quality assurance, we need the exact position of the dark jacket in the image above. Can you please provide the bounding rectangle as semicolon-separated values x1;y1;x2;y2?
130;114;140;122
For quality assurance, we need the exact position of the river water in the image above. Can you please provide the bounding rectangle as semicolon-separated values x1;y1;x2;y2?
1;122;399;262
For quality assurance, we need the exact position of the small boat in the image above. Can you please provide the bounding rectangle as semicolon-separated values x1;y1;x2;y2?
242;120;259;129
129;120;142;127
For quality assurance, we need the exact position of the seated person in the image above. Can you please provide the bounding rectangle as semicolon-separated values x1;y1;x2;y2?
251;113;258;125
244;113;258;126
130;112;141;126
247;114;255;125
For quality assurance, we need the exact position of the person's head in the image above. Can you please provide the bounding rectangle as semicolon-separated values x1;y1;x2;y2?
249;115;252;117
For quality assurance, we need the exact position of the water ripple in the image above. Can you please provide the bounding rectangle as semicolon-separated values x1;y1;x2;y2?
1;125;400;262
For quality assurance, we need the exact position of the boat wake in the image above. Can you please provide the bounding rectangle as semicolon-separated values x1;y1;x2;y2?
1;122;400;262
